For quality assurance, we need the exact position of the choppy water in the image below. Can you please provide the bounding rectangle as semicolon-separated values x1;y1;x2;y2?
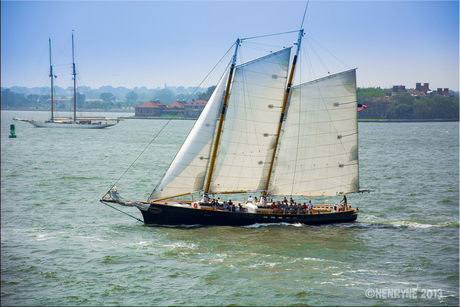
2;110;459;306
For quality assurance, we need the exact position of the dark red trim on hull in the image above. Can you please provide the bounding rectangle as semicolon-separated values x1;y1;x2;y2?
140;204;358;227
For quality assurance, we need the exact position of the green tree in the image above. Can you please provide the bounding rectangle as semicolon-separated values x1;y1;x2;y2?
428;96;459;119
91;100;102;109
413;99;431;119
388;93;414;117
197;86;216;101
175;93;189;101
391;93;414;106
26;94;40;104
100;92;115;103
126;91;138;104
357;87;385;103
153;88;174;104
1;89;28;107
75;93;86;109
39;94;50;105
394;103;414;118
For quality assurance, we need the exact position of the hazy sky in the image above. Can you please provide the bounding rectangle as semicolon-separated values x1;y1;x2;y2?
1;1;459;91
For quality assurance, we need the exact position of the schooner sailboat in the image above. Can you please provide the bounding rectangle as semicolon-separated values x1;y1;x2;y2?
14;33;120;129
101;28;369;226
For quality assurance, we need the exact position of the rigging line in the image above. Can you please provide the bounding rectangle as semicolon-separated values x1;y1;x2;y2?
149;43;235;198
52;37;72;68
306;38;330;75
300;0;310;30
102;119;172;199
27;43;49;89
241;30;298;41
183;42;236;102
304;34;351;70
104;42;236;200
298;36;316;83
100;201;144;223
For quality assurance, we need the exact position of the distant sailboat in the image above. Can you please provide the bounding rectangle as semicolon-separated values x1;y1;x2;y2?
101;28;371;226
14;33;119;129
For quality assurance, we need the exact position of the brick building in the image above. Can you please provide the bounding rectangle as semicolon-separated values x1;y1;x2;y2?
134;101;167;117
184;100;207;119
163;101;186;116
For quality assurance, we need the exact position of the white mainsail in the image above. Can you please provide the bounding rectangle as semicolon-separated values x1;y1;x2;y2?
148;70;229;201
209;48;292;193
268;69;359;197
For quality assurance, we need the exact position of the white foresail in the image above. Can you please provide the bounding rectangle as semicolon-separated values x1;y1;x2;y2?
148;70;229;201
268;69;359;197
209;48;291;193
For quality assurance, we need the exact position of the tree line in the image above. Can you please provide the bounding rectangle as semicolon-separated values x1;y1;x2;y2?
1;86;215;111
1;86;458;120
357;87;459;120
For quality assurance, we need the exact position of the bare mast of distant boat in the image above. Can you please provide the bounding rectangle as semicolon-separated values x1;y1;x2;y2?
13;32;121;129
72;31;77;122
49;36;55;123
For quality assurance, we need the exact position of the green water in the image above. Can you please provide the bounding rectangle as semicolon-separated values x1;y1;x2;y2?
2;110;459;306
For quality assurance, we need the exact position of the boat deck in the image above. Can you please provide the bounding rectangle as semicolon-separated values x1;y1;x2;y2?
156;201;355;215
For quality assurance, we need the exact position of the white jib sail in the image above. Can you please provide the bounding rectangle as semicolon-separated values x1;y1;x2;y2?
148;70;229;201
269;69;359;197
209;48;292;193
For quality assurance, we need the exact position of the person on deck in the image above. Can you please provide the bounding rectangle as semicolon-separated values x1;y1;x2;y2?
260;196;267;207
308;200;313;215
342;195;348;210
247;196;254;203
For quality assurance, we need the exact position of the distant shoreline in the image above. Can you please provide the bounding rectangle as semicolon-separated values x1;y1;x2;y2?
1;108;134;113
119;117;458;122
2;109;457;122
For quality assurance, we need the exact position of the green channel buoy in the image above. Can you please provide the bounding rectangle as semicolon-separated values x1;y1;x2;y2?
9;124;17;138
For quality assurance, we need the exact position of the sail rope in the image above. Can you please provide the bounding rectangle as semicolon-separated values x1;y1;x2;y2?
102;43;236;200
100;201;144;223
26;43;49;89
305;38;331;75
304;34;351;71
101;120;172;199
240;30;299;41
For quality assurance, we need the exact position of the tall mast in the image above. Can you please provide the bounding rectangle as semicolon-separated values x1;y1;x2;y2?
72;32;77;122
263;29;304;195
49;37;54;122
203;39;240;196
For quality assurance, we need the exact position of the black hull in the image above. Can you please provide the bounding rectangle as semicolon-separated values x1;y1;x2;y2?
140;204;358;227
